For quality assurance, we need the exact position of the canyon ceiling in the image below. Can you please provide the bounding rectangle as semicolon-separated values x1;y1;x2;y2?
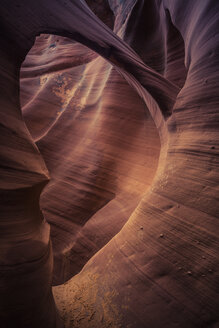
0;0;219;327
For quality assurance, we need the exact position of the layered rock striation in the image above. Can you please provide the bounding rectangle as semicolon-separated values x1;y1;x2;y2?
0;0;218;327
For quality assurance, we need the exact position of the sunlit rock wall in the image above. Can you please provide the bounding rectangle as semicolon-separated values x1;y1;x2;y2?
0;0;218;327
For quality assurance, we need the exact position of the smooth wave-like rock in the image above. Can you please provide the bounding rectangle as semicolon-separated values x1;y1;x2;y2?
0;0;218;327
20;34;161;285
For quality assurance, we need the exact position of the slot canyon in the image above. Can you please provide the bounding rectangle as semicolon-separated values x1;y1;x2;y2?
0;0;218;327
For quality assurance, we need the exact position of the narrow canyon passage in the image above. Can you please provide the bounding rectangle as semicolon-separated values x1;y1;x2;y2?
20;34;161;285
0;1;218;328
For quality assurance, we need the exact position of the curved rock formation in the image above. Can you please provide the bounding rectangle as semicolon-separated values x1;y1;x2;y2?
20;33;161;285
0;0;218;327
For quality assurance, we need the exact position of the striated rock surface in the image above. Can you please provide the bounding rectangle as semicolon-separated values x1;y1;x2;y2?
20;34;161;285
0;0;218;327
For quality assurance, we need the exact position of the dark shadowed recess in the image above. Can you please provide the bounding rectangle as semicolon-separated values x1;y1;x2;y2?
85;0;114;29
